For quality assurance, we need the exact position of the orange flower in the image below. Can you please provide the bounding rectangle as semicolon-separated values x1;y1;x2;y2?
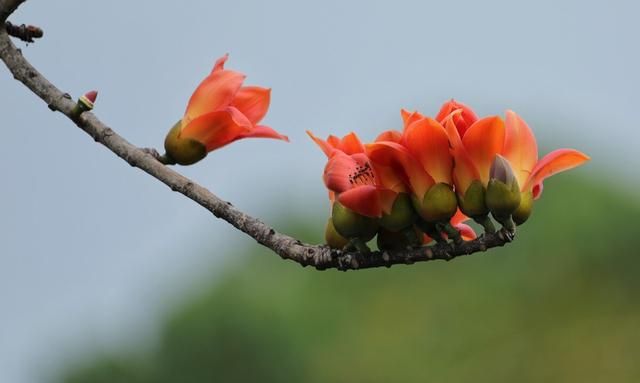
164;54;288;165
307;131;398;218
366;110;457;223
435;99;478;138
441;101;590;223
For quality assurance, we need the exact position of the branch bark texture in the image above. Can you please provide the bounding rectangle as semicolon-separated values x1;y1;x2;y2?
0;1;514;271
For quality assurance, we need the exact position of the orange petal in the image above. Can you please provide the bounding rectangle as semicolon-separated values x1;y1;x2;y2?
450;208;469;226
375;129;403;143
366;141;434;198
211;53;229;73
503;110;538;188
236;125;289;142
524;148;590;194
323;152;371;194
307;130;336;157
443;117;481;193
181;110;249;151
337;186;396;218
336;132;365;155
435;99;478;138
400;109;425;129
402;117;453;184
230;86;271;125
184;69;246;123
373;162;407;193
454;223;477;241
462;116;506;184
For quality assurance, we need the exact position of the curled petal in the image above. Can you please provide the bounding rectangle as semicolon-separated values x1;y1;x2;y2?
338;186;397;218
307;131;337;157
524;149;590;196
400;109;426;129
375;130;403;143
435;99;478;138
402;117;453;184
212;53;229;73
323;152;371;194
231;86;271;125
184;68;246;123
503;110;538;188
307;131;365;157
236;125;289;142
366;141;434;198
462;116;506;184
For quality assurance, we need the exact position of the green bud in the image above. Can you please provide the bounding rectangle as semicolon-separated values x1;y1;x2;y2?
379;193;417;232
331;202;378;241
164;121;208;165
412;182;457;223
377;227;421;251
325;218;350;249
485;155;521;217
457;180;488;218
513;190;534;225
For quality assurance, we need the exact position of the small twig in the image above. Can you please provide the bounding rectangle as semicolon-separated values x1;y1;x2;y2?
0;0;515;271
5;21;42;43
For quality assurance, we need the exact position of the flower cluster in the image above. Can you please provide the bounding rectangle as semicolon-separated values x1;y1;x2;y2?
309;100;589;251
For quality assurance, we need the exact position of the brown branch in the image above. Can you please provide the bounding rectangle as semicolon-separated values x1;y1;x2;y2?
0;1;514;271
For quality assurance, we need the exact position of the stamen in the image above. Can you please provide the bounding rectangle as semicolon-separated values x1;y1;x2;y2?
348;162;376;186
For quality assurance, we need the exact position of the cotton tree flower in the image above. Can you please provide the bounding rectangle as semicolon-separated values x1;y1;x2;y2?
162;54;288;165
440;101;589;226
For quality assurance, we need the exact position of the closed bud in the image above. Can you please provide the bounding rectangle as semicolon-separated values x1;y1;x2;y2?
486;155;521;217
457;180;488;218
331;202;378;241
412;183;457;223
325;218;349;249
164;121;208;165
379;193;417;232
513;190;534;225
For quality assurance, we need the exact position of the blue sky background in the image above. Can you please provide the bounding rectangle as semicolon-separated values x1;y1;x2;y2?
1;1;637;382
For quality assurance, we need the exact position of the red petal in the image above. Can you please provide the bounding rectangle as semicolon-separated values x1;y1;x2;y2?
181;110;249;151
524;149;590;193
454;223;477;241
337;186;396;218
443;117;481;193
375;130;403;143
230;86;271;125
435;99;478;138
462;116;506;185
503;110;538;188
212;53;229;73
400;109;425;129
184;68;246;122
307;131;337;157
366;141;434;198
402;117;453;184
323;152;370;194
236;124;289;142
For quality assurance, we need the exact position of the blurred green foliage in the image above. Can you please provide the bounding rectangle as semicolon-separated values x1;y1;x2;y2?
59;175;640;383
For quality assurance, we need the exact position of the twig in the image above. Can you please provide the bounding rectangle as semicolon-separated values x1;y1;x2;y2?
5;21;42;43
0;0;514;271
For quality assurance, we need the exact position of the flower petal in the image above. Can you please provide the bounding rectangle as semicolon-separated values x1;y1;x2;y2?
435;99;478;138
236;125;289;142
375;129;403;143
524;148;590;195
307;131;337;157
503;110;538;188
454;223;477;241
443;117;481;193
337;185;397;218
400;109;425;129
230;86;271;125
366;141;434;198
402;117;453;184
212;53;229;73
181;110;249;151
323;152;371;194
462;116;506;184
184;68;246;123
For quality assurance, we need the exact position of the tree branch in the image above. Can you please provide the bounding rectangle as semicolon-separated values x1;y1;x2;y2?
0;1;514;271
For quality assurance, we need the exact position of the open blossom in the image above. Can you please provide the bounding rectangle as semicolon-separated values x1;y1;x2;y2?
307;131;399;218
164;54;288;165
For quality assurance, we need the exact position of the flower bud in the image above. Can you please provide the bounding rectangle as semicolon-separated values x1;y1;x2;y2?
71;90;98;117
486;155;521;217
457;180;488;218
331;202;378;241
377;227;421;251
412;183;457;223
379;193;417;232
513;190;533;225
164;121;208;165
325;218;349;249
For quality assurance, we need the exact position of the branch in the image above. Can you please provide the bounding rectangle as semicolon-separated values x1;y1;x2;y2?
0;2;514;271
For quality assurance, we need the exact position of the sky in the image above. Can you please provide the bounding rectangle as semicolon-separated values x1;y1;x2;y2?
1;0;638;382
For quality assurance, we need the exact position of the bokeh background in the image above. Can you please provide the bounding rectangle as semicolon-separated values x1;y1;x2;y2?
1;1;638;382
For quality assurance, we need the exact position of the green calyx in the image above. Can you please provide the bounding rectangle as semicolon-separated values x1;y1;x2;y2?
458;180;488;218
164;121;207;166
412;183;457;223
331;202;379;241
325;218;349;249
377;226;421;251
379;193;417;232
485;178;521;218
513;190;534;226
